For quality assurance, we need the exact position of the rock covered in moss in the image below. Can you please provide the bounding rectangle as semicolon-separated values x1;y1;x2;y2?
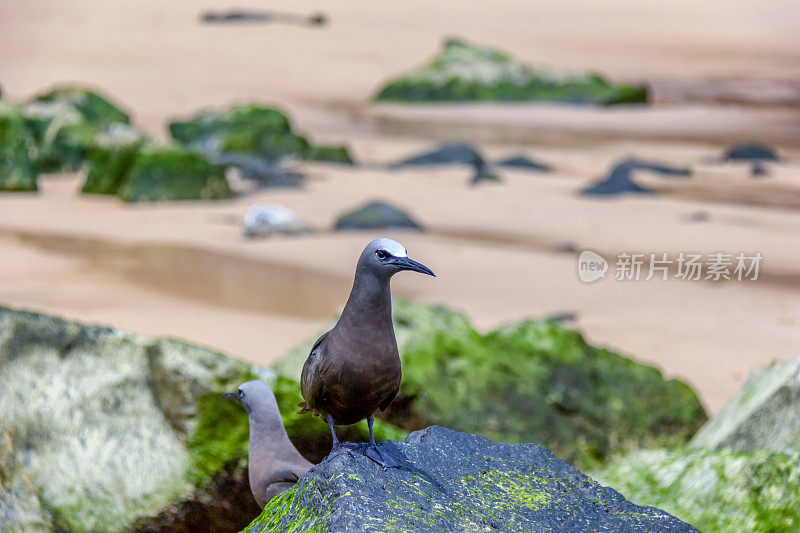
22;86;130;173
0;306;255;532
334;200;423;231
690;358;800;454
593;447;800;533
82;123;147;195
375;39;648;105
168;104;353;176
275;299;706;470
116;142;232;202
0;101;39;191
245;426;697;533
0;307;405;532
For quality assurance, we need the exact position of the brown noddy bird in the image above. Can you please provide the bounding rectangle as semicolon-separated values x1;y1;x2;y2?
298;237;435;467
222;380;312;507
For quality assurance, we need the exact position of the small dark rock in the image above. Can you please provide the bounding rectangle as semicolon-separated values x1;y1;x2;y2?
723;143;780;162
581;158;690;196
495;154;551;172
335;201;423;231
390;141;484;169
470;159;501;185
686;211;710;223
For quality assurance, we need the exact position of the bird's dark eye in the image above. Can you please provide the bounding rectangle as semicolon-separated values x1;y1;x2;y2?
375;250;389;260
238;390;244;398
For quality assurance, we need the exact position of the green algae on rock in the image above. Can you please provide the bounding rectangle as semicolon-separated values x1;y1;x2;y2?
274;299;706;470
0;102;39;192
117;142;232;202
593;447;800;533
22;86;131;173
375;39;648;105
0;307;405;532
168;104;354;171
81;123;147;195
689;357;800;454
0;307;253;532
243;426;698;533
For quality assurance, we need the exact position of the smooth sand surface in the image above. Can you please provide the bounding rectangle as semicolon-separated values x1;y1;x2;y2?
1;0;799;413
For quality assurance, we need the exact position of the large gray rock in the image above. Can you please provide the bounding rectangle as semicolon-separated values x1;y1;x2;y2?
245;426;697;532
0;307;257;532
690;358;800;453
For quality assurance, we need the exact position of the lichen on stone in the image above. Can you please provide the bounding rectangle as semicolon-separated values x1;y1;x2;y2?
375;39;648;105
593;447;800;532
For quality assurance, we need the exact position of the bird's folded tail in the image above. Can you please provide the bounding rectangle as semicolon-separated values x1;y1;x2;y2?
297;401;312;415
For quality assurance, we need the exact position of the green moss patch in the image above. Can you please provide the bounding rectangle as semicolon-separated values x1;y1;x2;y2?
168;104;354;172
22;86;130;173
375;38;648;105
117;142;232;202
275;299;706;470
594;447;800;532
0;102;39;191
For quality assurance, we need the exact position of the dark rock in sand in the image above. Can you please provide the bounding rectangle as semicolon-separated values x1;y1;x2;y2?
581;158;690;196
389;141;484;169
245;426;698;533
723;143;780;162
0;102;39;191
495;154;552;172
375;38;648;106
200;9;327;26
334;201;423;231
470;160;501;185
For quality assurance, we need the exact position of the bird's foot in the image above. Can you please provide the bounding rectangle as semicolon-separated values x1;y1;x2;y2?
365;443;400;468
325;441;358;460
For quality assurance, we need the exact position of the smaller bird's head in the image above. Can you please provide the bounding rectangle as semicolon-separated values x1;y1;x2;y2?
221;380;278;418
359;238;435;279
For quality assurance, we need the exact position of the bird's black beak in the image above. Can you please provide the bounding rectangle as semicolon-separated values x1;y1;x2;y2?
221;392;239;401
392;256;435;277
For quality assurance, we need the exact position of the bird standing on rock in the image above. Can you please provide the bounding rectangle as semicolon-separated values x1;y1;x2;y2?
222;380;312;507
298;238;435;468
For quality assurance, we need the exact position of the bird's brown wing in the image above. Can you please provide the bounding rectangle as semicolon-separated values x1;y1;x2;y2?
379;389;398;412
298;330;329;414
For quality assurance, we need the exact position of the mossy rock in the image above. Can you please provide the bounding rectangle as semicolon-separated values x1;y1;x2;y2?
689;358;800;454
244;426;697;532
0;306;405;531
169;104;353;169
81;123;146;195
275;299;706;470
117;143;232;202
304;144;354;164
21;87;130;173
375;39;648;105
0;102;39;191
593;447;800;532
